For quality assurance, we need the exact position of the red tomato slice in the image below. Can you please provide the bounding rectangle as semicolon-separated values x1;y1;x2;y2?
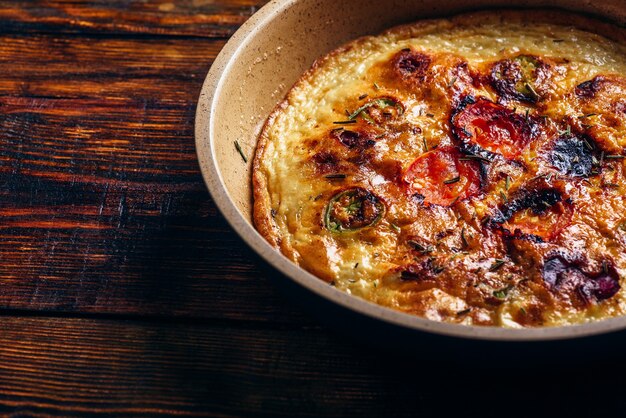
503;201;573;241
403;146;482;206
452;98;537;159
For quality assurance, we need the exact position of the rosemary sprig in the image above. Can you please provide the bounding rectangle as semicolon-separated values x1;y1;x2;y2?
460;227;469;248
460;155;490;163
324;173;347;179
234;140;248;163
489;259;506;272
444;176;461;185
408;240;434;254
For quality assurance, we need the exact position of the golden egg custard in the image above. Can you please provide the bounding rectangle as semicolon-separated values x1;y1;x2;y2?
252;10;626;327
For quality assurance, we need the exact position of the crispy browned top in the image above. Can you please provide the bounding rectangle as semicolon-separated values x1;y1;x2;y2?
253;11;626;327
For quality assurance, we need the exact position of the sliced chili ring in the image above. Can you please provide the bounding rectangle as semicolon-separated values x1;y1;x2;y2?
324;187;385;232
348;97;404;124
452;97;538;159
491;55;543;103
403;146;482;207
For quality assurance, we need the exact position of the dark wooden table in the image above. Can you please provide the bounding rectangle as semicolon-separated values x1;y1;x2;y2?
1;1;625;416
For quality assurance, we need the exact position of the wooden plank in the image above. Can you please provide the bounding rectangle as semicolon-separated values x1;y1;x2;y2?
0;316;620;417
0;0;270;38
0;34;308;322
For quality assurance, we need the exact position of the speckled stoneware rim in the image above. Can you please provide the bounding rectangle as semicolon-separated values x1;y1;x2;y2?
196;0;626;341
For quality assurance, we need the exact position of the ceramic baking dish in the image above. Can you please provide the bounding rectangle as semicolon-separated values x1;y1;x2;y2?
195;0;626;345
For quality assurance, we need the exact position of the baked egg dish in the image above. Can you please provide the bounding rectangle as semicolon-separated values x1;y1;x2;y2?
252;10;626;327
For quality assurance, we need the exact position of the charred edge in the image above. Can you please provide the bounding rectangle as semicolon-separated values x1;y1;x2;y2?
489;55;544;103
400;258;443;281
490;188;563;225
575;76;606;99
549;134;597;178
543;256;620;302
332;129;376;150
392;48;432;81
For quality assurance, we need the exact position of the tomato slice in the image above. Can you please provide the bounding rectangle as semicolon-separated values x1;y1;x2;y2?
403;146;482;206
503;201;572;241
452;98;537;159
490;187;573;241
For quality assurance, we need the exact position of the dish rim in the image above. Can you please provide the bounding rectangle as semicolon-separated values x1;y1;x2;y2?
195;0;626;341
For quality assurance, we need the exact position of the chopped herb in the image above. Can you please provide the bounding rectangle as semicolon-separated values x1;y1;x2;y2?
331;127;345;134
447;76;458;88
426;113;435;117
270;209;277;218
234;140;248;163
493;284;513;299
432;264;445;274
582;138;594;151
603;260;609;274
408;240;434;253
489;259;506;272
450;195;461;206
456;308;471;316
545;172;554;182
500;191;508;202
444;176;461;185
505;175;511;190
525;108;531;123
460;227;469;248
520;307;527;315
605;155;625;159
333;120;357;125
578;113;597;119
619;221;626;231
422;136;428;152
354;263;359;269
460;154;491;163
390;223;401;233
525;83;539;100
558;126;572;136
348;97;404;121
358;94;368;100
373;82;380;90
324;173;347;179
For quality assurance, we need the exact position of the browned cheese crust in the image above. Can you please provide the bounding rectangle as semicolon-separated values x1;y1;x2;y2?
253;10;626;327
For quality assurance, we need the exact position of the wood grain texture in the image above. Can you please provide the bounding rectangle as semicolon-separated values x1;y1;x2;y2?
0;0;270;38
0;29;307;322
0;316;623;418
